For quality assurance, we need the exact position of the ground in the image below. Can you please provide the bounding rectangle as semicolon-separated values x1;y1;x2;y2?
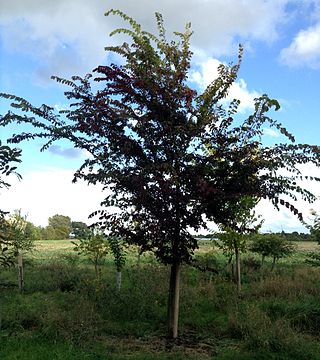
0;239;320;359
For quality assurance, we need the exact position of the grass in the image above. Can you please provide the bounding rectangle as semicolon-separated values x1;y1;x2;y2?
1;239;320;359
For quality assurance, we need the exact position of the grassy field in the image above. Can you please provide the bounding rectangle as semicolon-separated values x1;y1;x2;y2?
1;239;320;359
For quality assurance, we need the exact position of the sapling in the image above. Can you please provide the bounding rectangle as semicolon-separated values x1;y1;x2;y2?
250;234;296;271
216;197;262;293
73;232;109;277
108;237;126;291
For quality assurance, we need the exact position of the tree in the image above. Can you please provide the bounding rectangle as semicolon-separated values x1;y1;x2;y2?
0;140;21;191
71;221;91;239
216;196;262;292
0;217;15;267
250;233;296;270
0;142;22;265
0;210;35;268
8;210;35;255
48;214;71;240
73;231;109;277
305;210;320;266
24;221;42;240
40;225;57;240
0;140;21;215
308;209;320;243
305;251;320;267
1;10;320;338
108;236;126;291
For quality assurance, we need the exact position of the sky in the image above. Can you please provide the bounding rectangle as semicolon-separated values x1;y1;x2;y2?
0;0;320;232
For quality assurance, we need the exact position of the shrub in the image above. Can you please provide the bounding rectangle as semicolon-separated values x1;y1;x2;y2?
250;234;296;270
242;256;261;272
305;251;320;267
0;211;35;267
72;233;109;277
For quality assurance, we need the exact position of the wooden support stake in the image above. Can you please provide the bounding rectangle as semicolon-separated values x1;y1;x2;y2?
18;253;24;293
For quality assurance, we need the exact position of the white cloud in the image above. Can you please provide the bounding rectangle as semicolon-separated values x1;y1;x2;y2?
0;167;105;226
0;0;109;81
0;0;291;80
227;79;260;113
263;128;281;137
256;162;320;232
48;145;87;159
280;23;320;68
1;162;320;232
189;58;259;112
54;103;68;112
189;59;221;89
256;200;305;233
203;163;320;233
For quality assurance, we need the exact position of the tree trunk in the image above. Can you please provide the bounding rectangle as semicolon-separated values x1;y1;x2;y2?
261;255;265;266
271;256;276;271
18;253;24;293
235;247;241;293
227;255;233;282
137;252;141;266
116;271;122;291
0;302;2;330
167;262;181;339
231;262;235;282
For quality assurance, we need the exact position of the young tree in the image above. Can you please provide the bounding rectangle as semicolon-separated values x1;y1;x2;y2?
217;197;262;293
306;211;320;266
305;251;320;266
108;236;126;291
250;233;296;270
0;217;15;267
1;10;320;338
308;209;320;243
8;210;35;254
73;231;109;277
0;210;35;271
0;141;22;265
0;140;21;215
0;141;21;188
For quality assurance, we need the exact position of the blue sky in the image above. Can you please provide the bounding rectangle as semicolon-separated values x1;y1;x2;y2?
0;0;320;231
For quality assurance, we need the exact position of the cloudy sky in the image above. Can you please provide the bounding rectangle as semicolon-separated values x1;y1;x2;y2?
0;0;320;231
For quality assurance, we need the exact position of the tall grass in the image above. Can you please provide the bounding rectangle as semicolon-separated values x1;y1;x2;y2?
1;240;320;359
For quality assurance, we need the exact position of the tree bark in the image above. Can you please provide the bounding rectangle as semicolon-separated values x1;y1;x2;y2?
227;255;233;282
167;262;181;339
116;271;122;291
235;247;241;293
271;256;276;271
18;253;24;293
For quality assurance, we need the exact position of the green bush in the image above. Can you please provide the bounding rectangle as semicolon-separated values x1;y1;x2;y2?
305;251;320;266
250;234;296;270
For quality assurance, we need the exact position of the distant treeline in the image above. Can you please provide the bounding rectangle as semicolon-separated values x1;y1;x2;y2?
10;213;91;241
195;231;313;242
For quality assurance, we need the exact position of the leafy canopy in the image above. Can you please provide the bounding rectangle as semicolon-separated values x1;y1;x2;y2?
0;140;21;192
1;10;320;266
0;210;35;267
71;221;92;239
308;209;320;243
250;233;296;261
0;139;22;261
217;196;263;258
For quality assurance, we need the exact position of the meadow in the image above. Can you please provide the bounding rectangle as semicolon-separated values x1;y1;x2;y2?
1;240;320;359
